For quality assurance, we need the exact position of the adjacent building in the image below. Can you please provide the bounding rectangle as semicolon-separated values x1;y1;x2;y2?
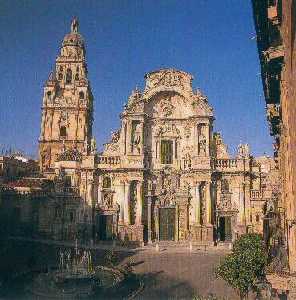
252;0;296;295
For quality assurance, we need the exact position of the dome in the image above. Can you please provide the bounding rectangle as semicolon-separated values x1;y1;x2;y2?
62;32;85;48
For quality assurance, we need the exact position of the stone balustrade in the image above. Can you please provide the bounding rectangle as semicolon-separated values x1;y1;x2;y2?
213;158;238;169
250;189;262;199
97;155;121;165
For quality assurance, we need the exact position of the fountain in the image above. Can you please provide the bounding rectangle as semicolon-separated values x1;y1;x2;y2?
26;242;125;299
1;240;143;299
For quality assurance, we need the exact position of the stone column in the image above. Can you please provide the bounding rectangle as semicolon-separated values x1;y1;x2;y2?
124;181;130;225
147;195;152;244
97;179;102;205
127;120;132;154
206;182;212;224
87;179;94;206
195;182;201;224
40;111;46;139
117;182;125;224
205;124;210;156
136;181;142;225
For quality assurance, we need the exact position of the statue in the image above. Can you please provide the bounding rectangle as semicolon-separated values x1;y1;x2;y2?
131;123;141;154
90;137;97;154
71;17;79;33
84;139;88;153
199;134;207;156
148;179;153;193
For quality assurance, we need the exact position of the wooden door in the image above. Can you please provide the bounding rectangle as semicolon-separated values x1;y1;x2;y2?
159;208;175;241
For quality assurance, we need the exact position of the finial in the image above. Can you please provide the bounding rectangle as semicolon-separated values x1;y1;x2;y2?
71;17;79;33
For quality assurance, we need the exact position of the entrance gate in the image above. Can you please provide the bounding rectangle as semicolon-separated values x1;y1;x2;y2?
99;215;113;240
159;208;175;241
219;216;232;241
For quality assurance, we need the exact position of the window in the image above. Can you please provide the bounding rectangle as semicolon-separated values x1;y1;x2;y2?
79;91;84;99
75;73;79;81
60;126;67;138
256;215;260;223
66;69;72;84
58;73;63;80
47;91;51;98
161;140;173;164
103;177;111;189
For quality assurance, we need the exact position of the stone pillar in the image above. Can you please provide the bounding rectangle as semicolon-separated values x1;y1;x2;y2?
97;180;102;205
195;182;201;224
124;181;130;225
136;181;142;225
127;120;132;154
206;182;212;224
147;196;152;244
40;111;46;139
205;124;210;156
118;183;125;224
87;179;94;206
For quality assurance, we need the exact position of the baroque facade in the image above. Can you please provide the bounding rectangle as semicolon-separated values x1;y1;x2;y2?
0;19;278;247
30;19;278;245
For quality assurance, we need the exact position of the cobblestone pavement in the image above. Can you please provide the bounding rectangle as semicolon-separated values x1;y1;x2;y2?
121;248;239;300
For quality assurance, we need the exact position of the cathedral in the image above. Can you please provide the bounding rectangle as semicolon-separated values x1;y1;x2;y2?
1;18;277;245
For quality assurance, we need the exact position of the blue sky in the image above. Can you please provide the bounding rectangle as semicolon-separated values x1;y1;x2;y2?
0;0;273;158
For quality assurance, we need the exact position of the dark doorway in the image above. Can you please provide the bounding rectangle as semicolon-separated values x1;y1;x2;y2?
159;208;175;241
99;215;113;240
219;216;232;241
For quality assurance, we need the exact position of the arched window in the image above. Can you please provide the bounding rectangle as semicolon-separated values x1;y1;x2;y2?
79;91;84;99
75;73;79;81
47;91;51;98
66;69;72;84
58;73;63;81
103;177;111;189
60;126;67;138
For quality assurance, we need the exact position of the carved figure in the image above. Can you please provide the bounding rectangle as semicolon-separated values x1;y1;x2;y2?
104;193;113;209
90;137;97;154
199;134;207;156
131;123;141;154
41;147;51;169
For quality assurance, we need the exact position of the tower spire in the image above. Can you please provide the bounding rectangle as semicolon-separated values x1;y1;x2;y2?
71;17;79;33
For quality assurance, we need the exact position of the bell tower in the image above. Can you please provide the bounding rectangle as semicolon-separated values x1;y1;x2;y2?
39;18;93;172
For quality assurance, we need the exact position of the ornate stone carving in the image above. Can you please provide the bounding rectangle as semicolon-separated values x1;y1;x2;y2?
41;147;51;169
157;98;174;118
198;134;207;156
102;193;114;209
57;148;82;162
145;70;186;90
154;123;180;138
131;122;141;154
